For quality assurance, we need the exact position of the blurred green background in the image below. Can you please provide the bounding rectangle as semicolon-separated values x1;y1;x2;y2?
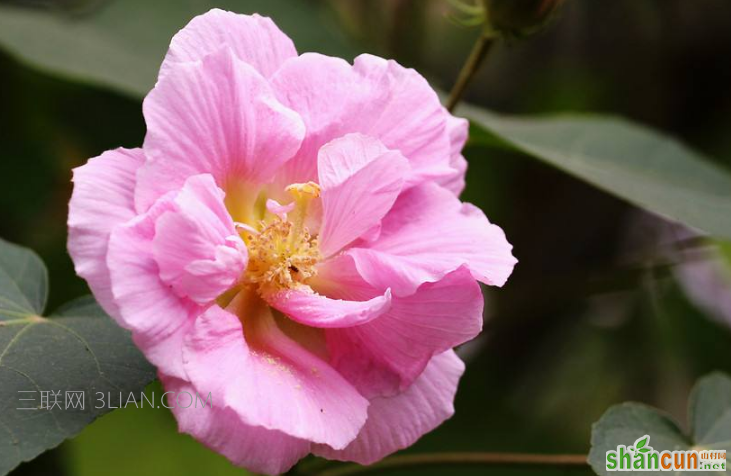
2;0;731;475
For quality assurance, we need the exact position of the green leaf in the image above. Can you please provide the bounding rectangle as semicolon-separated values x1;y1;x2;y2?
463;106;731;240
0;238;47;320
689;372;731;450
589;372;731;476
589;403;689;476
0;239;155;476
0;0;359;99
636;435;648;449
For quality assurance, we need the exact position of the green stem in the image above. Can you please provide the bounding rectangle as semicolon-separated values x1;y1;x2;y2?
310;452;589;476
445;31;496;112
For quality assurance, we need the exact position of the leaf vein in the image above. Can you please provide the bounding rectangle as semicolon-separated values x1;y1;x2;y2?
43;320;123;392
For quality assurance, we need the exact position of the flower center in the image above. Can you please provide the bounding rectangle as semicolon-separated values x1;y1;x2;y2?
239;182;322;296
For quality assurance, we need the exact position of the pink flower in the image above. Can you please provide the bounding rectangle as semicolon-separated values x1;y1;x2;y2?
67;9;516;475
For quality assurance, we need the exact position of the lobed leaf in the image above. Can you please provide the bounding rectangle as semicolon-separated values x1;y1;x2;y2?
0;239;155;475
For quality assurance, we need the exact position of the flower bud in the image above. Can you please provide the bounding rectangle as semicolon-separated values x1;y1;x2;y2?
484;0;564;36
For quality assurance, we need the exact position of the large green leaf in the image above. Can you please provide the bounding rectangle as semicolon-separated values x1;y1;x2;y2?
589;372;731;476
463;105;731;240
0;238;155;475
0;0;358;98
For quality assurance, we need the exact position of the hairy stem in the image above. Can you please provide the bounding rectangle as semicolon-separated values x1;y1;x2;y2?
311;452;589;476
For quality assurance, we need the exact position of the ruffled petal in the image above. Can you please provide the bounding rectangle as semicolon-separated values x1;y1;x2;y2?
67;148;144;318
133;319;194;382
160;9;296;79
107;193;198;379
313;256;482;396
137;46;305;211
110;174;249;378
162;375;310;475
182;294;369;449
270;53;453;186
152;174;246;304
266;286;391;328
348;182;517;296
318;133;409;257
314;350;464;464
436;114;469;195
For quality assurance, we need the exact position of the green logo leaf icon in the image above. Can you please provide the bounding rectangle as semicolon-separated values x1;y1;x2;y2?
632;435;653;454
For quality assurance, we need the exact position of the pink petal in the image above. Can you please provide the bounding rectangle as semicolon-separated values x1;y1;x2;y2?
68;148;144;318
313;256;482;396
133;318;194;382
266;286;391;328
160;9;296;80
270;53;453;187
348;183;517;296
107;193;199;379
314;350;465;464
318;134;409;256
182;297;369;449
136;46;305;211
436;114;469;195
162;375;310;475
152;174;246;304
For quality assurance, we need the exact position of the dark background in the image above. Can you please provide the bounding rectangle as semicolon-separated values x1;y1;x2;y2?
1;1;731;475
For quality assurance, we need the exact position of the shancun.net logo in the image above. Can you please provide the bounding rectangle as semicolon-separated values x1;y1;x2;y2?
606;435;727;472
